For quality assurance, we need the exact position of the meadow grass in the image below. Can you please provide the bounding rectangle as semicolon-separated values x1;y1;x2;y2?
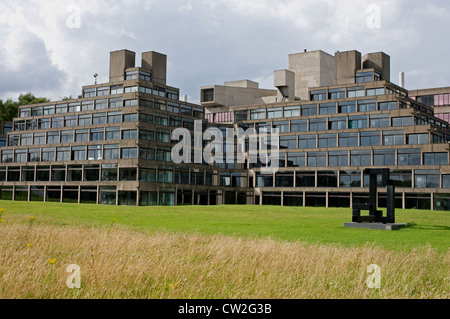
1;200;449;252
0;201;448;299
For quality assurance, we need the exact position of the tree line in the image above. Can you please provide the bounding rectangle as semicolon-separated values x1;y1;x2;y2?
0;93;50;122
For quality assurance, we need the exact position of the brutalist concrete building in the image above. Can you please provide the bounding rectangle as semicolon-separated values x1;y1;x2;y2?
0;49;450;210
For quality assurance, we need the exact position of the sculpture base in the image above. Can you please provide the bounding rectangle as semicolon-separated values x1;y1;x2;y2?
344;222;407;231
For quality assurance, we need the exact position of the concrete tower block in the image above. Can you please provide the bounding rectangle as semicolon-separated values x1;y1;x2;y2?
109;49;136;83
335;50;362;85
362;52;391;82
142;51;167;85
274;69;296;101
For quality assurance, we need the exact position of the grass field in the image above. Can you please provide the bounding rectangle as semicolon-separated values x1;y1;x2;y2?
0;201;448;299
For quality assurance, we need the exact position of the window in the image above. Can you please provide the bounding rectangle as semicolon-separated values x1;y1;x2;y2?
351;151;371;166
139;168;156;182
158;166;173;183
234;110;249;123
109;97;122;108
28;149;41;162
366;88;385;96
21;134;33;146
95;99;108;110
103;144;119;160
34;133;46;145
374;149;395;166
347;86;365;98
43;105;55;115
65;116;77;127
356;72;374;83
81;101;94;111
105;127;120;141
414;170;440;188
156;147;171;162
392;117;412;127
318;171;338;187
36;166;50;182
67;165;83;182
423;153;448;166
166;89;178;100
122;129;137;140
318;134;337;148
358;99;377;112
156;129;170;143
47;132;60;144
32;106;43;116
75;129;89;142
360;131;380;146
339;133;358;147
14;121;25;131
140;113;153;124
296;171;315;187
443;175;450;188
154;113;168;126
328;151;348;167
170;116;182;127
310;90;326;101
379;101;398;111
299;135;316;149
123;113;138;122
284;106;300;118
338;101;356;113
26;119;37;130
15;149;27;163
92;113;106;125
139;130;154;141
280;136;297;149
78;115;91;126
90;128;104;142
319;103;336;115
328;88;345;100
42;148;55;162
72;146;86;161
370;114;389;128
407;134;429;145
1;150;13;163
307;152;326;167
383;130;404;146
102;164;118;181
202;89;214;102
340;171;361;188
38;118;50;129
88;145;102;161
250;109;266;120
61;130;74;143
287;153;305;168
124;86;138;93
290;120;307;132
55;104;67;114
275;172;294;187
110;85;123;95
301;104;317;116
121;148;137;159
309;119;327;131
68;103;80;113
83;88;96;98
398;149;421;166
181;105;192;116
267;107;282;119
139;148;155;160
56;147;70;162
168;103;180;114
328;117;347;130
273;121;289;133
84;165;100;182
154;86;166;98
108;112;121;123
52;117;63;128
124;99;138;107
125;70;138;80
390;170;412;188
20;108;30;118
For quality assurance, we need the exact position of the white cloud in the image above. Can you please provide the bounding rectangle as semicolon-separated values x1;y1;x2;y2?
0;0;449;102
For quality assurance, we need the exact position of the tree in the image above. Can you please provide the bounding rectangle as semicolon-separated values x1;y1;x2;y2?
0;93;50;122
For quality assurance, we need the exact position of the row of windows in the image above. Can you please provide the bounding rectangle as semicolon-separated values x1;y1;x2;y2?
19;98;129;118
273;131;434;148
14;111;127;132
251;150;448;168
0;164;214;185
255;170;450;189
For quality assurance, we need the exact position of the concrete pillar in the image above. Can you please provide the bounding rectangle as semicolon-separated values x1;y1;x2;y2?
142;51;167;85
109;49;136;83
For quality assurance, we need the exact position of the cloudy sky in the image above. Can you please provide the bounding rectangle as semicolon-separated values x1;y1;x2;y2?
0;0;449;104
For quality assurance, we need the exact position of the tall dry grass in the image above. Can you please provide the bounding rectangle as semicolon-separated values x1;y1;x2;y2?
0;216;448;299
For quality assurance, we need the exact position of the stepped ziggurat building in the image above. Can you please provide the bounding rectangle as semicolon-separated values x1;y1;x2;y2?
0;49;450;210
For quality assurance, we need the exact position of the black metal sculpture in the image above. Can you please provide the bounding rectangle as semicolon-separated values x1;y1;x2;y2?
352;168;399;224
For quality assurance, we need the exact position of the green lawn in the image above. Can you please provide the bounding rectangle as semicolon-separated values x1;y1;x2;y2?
1;200;449;252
